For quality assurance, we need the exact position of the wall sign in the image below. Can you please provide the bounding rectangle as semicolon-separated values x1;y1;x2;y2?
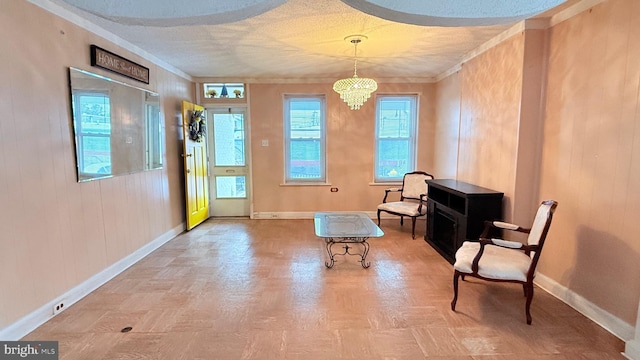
90;45;149;84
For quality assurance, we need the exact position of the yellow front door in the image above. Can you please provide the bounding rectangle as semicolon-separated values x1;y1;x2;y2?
181;101;209;230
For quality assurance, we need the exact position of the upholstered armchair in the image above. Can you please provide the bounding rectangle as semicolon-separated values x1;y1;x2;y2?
451;200;558;324
376;171;434;239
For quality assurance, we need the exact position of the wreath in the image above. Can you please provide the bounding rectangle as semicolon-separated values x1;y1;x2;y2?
188;110;206;142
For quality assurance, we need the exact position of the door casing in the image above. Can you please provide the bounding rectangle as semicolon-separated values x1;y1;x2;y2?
207;107;251;217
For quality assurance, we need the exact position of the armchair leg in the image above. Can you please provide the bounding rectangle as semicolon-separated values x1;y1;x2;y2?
524;283;534;325
400;216;404;226
377;210;381;225
451;271;460;311
411;217;416;239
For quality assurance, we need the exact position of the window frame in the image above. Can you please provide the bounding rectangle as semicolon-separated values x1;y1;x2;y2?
283;95;327;184
373;94;419;183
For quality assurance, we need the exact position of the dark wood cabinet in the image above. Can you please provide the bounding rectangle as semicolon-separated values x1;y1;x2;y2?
425;179;503;264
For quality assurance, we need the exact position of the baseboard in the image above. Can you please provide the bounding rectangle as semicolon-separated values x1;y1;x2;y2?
252;211;392;219
252;212;314;219
535;272;634;341
0;223;185;341
624;338;640;360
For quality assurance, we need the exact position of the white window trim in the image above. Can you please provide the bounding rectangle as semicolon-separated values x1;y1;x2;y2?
373;94;419;183
283;95;327;184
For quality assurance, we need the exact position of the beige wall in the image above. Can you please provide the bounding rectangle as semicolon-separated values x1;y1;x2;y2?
249;82;435;214
512;29;547;226
0;1;192;328
538;0;640;325
458;33;525;221
434;0;640;327
437;30;548;225
433;72;461;179
431;54;550;238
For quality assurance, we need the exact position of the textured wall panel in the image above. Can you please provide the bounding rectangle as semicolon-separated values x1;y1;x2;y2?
540;0;640;325
0;1;192;328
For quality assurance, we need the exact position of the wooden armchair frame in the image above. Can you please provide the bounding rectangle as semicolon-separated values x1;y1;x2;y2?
376;171;434;239
451;200;558;324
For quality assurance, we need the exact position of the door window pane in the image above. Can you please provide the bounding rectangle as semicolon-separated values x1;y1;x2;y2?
215;176;246;198
213;113;245;166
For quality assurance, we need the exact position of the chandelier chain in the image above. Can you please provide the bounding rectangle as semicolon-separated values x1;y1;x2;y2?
353;39;359;76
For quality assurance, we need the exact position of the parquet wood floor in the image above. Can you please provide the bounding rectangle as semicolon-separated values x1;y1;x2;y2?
24;218;625;359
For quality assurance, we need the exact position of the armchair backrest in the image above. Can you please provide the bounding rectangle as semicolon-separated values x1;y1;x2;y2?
526;200;558;279
527;200;558;247
401;171;434;200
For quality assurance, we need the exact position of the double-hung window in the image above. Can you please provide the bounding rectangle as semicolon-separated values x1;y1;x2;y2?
374;95;418;182
284;96;326;183
72;91;112;175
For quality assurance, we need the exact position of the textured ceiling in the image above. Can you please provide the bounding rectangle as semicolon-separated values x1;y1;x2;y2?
42;0;578;81
340;0;565;26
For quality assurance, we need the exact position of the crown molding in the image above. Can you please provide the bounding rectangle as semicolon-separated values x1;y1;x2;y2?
549;0;606;27
436;0;608;82
27;0;193;82
194;76;437;84
436;20;526;82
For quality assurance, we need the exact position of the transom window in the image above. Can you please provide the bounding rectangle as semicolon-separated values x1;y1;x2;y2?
284;96;326;183
203;83;245;99
374;95;418;182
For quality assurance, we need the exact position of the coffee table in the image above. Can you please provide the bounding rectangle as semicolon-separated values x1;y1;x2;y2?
314;212;384;268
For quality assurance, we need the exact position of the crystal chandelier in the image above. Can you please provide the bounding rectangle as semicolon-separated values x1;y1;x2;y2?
333;36;378;110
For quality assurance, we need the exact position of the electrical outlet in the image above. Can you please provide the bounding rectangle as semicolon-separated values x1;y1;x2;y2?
53;300;65;315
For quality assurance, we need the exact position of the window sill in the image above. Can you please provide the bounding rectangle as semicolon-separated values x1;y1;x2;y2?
280;182;332;186
369;182;402;186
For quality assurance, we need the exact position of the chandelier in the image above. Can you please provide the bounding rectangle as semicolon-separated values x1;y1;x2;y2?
333;35;378;110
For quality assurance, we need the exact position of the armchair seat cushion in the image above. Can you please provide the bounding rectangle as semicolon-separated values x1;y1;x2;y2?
377;201;426;217
454;241;532;282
